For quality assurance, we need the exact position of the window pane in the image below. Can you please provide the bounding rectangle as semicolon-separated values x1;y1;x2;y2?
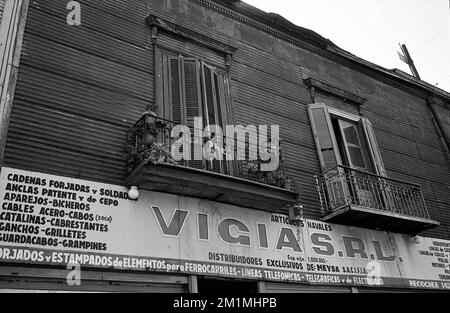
343;125;360;146
348;146;365;168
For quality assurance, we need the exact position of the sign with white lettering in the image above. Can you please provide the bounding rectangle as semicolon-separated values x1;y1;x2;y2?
0;167;449;290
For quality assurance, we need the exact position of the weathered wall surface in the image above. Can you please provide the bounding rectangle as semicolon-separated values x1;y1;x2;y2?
429;97;450;152
0;0;5;22
3;0;449;238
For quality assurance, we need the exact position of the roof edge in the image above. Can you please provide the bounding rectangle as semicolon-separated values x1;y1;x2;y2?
204;0;450;102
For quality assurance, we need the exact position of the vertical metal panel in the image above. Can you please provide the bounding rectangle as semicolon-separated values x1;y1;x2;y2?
0;266;188;293
0;0;29;169
0;0;5;23
3;1;151;185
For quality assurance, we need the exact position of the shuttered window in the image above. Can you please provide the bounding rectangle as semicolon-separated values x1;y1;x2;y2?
308;103;389;210
338;119;368;170
156;49;232;174
307;103;387;176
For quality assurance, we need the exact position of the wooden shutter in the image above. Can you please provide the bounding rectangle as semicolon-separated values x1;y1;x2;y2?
201;62;227;174
308;103;351;210
361;117;387;177
202;63;216;126
182;57;203;169
222;73;237;176
360;117;398;211
168;56;183;125
307;103;342;171
217;71;234;175
183;58;202;127
157;50;231;173
213;71;229;174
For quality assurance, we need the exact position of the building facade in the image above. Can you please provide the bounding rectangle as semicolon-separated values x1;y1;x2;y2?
0;0;449;292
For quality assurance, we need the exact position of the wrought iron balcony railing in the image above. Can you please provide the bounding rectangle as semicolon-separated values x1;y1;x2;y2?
315;165;431;220
127;111;294;191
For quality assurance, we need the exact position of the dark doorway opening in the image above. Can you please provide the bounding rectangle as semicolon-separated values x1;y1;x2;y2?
197;277;258;294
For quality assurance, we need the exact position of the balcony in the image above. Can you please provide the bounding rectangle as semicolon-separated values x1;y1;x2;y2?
315;165;439;235
125;112;298;212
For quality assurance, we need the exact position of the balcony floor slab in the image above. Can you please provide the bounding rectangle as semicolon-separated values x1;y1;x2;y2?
125;162;299;213
321;204;440;235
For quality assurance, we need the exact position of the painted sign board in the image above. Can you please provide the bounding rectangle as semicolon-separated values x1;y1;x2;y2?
0;167;449;290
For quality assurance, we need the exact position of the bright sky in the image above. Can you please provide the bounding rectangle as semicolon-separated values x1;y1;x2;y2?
244;0;450;92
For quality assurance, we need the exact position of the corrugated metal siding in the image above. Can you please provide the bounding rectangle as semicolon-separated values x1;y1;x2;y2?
0;0;5;23
430;101;450;148
3;0;449;239
360;85;450;239
315;92;360;116
3;0;150;185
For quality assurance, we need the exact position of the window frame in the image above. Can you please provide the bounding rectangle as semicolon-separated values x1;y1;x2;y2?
308;102;387;177
337;119;369;171
154;45;235;175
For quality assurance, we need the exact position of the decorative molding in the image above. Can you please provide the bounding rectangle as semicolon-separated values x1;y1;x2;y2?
304;78;367;106
146;15;237;56
150;25;158;40
189;0;329;58
328;107;361;122
189;0;449;102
